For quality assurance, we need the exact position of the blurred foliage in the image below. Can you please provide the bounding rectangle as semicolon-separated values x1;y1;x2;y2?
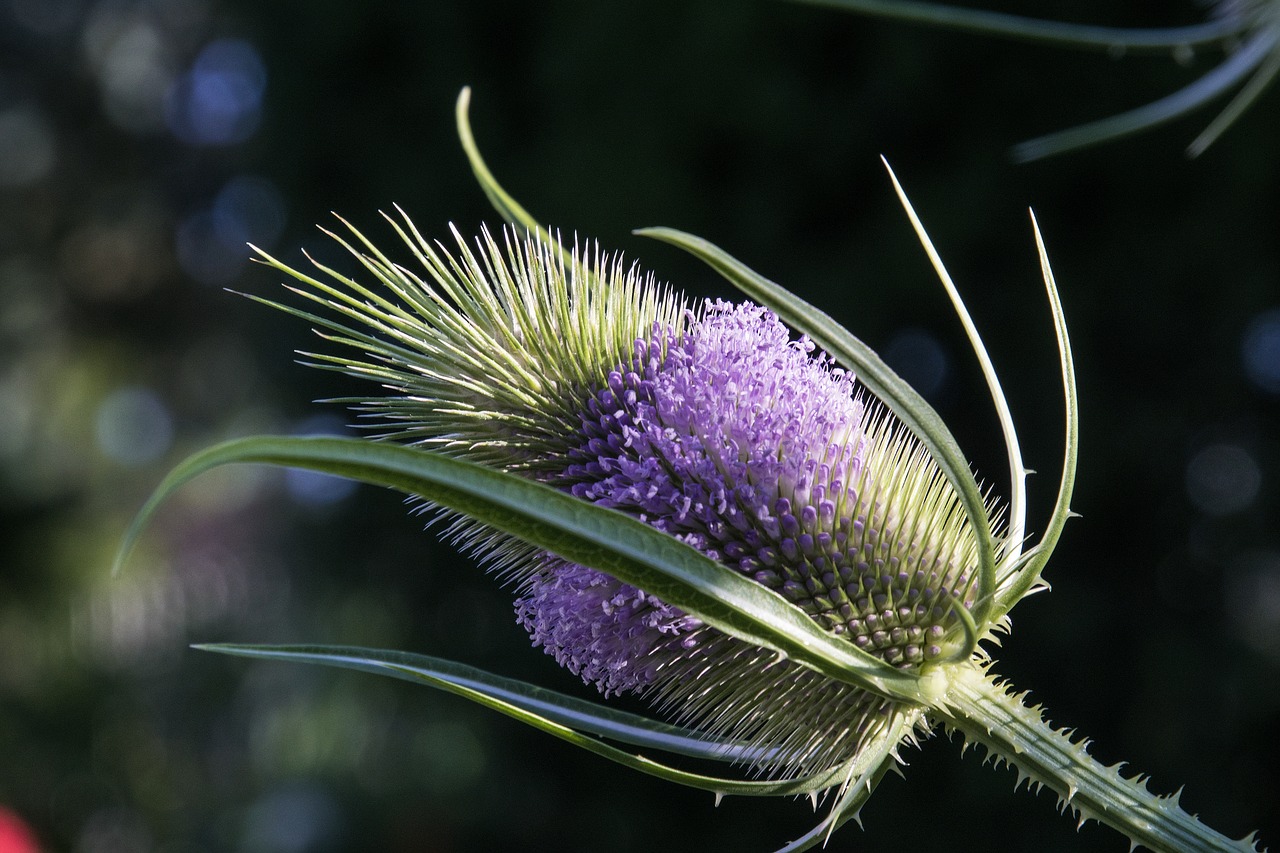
1;0;1278;851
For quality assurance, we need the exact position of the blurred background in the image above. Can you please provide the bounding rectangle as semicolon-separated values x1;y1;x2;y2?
1;1;1278;851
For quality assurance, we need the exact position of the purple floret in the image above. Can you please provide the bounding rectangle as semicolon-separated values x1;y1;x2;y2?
514;560;701;697
515;300;873;695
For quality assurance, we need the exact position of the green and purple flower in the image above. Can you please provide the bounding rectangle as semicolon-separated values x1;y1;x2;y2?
116;92;1263;852
245;213;998;781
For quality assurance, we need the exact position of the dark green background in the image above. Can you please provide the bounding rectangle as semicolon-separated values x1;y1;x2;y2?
2;1;1277;851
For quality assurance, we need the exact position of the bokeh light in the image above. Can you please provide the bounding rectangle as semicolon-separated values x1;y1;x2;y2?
177;175;286;285
1242;308;1280;394
0;107;55;187
1226;550;1280;661
284;415;359;507
58;204;170;302
75;808;151;853
175;211;242;286
9;0;82;35
0;806;40;853
213;175;287;249
93;386;174;466
241;785;345;853
82;6;175;134
882;327;949;400
1185;442;1262;516
165;38;266;146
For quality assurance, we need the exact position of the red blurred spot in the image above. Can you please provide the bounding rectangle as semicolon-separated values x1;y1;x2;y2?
0;808;39;853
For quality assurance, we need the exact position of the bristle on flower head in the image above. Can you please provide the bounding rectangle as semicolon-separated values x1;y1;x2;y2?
256;216;1001;779
255;215;688;471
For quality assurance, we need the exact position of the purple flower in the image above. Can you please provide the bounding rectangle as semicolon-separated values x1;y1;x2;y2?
521;300;880;691
257;222;986;777
180;128;1253;849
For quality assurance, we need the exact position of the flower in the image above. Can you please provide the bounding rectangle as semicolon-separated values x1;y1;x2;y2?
117;93;1261;852
253;220;997;779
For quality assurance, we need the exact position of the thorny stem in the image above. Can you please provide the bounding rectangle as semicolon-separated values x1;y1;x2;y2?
935;665;1259;853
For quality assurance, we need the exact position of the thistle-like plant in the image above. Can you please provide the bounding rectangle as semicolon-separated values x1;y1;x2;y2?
790;0;1280;159
116;90;1264;852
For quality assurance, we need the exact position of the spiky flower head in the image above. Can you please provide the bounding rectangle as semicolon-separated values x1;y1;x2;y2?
114;91;1260;853
254;214;1001;778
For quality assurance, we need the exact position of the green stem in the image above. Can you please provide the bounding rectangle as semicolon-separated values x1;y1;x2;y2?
936;664;1259;853
787;0;1248;53
1011;28;1279;162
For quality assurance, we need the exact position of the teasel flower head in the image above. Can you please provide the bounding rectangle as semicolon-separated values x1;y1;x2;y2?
119;92;1262;853
250;213;1003;778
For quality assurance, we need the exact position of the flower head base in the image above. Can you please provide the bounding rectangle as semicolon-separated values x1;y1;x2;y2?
255;217;998;777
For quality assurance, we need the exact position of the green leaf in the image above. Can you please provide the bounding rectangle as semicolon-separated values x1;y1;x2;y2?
199;642;769;762
456;88;553;247
878;158;1018;631
633;225;999;642
1011;30;1279;161
117;435;926;703
783;0;1245;52
989;212;1078;621
198;642;865;798
1186;36;1280;158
